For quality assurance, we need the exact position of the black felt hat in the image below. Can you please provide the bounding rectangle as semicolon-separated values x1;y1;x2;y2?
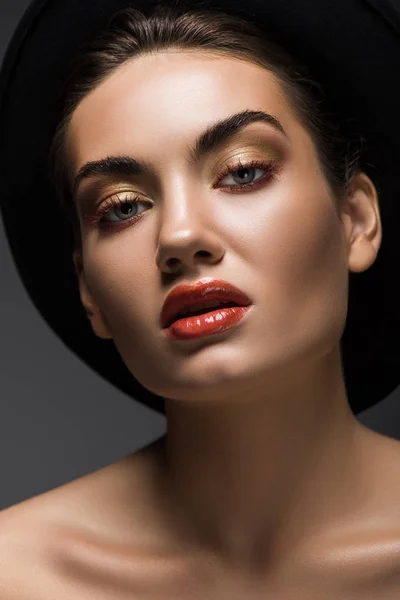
0;0;399;416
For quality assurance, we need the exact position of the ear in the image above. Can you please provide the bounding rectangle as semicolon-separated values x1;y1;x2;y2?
72;250;113;340
340;171;382;273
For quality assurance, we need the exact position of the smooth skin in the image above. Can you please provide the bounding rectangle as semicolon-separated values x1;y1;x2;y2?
1;50;400;599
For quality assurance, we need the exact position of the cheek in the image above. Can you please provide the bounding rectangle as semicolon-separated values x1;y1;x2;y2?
273;198;344;290
251;187;349;351
82;239;166;390
82;239;154;334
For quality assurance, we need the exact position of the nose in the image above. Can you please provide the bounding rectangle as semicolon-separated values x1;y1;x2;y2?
155;192;225;275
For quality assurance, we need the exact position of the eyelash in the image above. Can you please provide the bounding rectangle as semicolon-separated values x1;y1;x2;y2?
83;157;282;231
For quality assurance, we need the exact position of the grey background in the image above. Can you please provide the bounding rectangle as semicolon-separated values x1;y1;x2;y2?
0;0;399;512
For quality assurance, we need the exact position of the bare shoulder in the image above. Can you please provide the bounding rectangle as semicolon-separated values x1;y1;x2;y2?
0;503;145;600
0;502;66;599
0;440;166;599
307;429;400;596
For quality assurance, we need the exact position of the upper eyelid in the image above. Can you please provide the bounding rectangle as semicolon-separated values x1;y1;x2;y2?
83;159;282;227
76;152;281;210
89;160;275;223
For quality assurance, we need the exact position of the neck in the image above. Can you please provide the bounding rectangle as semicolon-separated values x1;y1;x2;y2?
156;347;369;572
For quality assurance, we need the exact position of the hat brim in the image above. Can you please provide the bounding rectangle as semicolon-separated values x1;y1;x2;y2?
1;0;400;415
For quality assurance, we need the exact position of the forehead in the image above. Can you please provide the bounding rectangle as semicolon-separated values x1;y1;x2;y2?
67;50;295;169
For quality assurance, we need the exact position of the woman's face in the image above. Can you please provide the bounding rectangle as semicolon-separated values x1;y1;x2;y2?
67;50;351;402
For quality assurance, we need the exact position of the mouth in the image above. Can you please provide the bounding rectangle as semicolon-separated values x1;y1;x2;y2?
170;301;240;325
163;302;253;341
160;279;252;330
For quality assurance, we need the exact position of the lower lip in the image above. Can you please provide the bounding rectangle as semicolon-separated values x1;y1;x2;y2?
163;305;252;341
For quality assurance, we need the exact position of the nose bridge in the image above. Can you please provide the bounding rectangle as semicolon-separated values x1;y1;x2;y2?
160;179;204;238
156;177;224;272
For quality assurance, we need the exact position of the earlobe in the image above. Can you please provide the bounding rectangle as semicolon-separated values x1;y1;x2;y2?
72;250;113;340
343;172;382;274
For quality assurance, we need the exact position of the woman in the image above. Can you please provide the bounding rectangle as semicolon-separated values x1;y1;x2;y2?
0;0;400;596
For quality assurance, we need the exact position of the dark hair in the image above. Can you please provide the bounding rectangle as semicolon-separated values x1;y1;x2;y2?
49;2;364;253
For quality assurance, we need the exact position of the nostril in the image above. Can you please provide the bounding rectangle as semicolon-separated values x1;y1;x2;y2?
167;258;180;268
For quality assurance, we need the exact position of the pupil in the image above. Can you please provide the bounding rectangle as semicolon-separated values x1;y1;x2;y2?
120;202;133;215
236;168;252;182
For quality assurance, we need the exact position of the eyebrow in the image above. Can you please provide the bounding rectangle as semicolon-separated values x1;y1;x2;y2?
72;109;288;198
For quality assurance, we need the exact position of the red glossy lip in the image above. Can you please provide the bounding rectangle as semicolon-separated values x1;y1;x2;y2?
160;277;252;329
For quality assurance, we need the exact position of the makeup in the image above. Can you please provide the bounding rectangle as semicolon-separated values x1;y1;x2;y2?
163;305;252;341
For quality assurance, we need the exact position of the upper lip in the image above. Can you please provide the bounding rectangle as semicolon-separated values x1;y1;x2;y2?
160;277;252;329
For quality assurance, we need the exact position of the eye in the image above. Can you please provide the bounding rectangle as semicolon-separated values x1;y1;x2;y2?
105;197;145;222
214;158;281;192
220;165;264;186
83;158;283;232
83;192;151;229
